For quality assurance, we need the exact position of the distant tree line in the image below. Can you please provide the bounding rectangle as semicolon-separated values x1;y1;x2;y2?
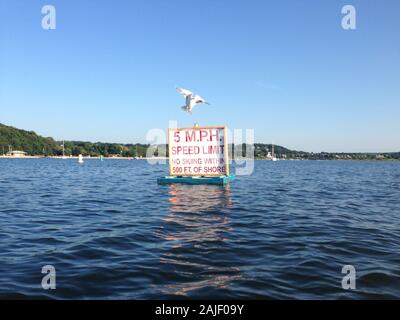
62;141;150;157
1;123;399;160
0;123;150;157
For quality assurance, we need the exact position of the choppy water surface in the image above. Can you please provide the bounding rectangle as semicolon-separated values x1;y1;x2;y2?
0;159;399;299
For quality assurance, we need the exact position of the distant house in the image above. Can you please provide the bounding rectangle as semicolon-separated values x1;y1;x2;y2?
6;150;27;157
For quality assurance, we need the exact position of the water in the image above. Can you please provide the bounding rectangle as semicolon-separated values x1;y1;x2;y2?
0;159;399;299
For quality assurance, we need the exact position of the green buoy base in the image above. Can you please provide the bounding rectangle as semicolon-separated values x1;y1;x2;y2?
157;175;235;185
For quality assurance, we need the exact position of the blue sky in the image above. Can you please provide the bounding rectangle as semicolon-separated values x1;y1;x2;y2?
0;0;399;152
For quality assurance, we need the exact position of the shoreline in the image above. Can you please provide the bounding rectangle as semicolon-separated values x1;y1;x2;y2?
0;156;398;161
0;156;168;160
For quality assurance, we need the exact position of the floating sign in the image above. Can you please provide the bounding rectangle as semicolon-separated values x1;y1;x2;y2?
168;126;229;177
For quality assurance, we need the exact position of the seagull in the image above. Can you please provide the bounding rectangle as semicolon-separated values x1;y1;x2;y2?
176;87;210;114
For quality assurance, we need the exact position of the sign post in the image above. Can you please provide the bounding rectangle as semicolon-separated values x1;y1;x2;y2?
158;125;235;185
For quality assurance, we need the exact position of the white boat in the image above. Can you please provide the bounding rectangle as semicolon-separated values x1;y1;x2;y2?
78;154;84;164
271;143;278;161
61;140;68;159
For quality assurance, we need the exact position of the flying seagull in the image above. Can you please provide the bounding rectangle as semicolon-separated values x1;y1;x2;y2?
176;87;210;114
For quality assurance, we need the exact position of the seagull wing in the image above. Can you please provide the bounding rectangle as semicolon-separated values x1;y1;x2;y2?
176;87;193;97
193;94;209;105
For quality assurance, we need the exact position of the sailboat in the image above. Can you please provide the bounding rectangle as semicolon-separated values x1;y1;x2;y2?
271;143;278;161
61;141;67;159
134;144;140;160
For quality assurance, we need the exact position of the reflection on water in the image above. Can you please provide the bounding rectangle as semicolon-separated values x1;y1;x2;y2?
155;184;241;297
162;184;233;241
168;184;233;213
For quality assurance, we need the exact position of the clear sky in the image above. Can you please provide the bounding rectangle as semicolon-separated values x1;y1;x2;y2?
1;0;399;152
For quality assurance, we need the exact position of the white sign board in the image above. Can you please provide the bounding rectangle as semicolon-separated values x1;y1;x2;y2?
168;126;229;177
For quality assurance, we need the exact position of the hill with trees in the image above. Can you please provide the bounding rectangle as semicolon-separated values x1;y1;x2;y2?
0;123;61;156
